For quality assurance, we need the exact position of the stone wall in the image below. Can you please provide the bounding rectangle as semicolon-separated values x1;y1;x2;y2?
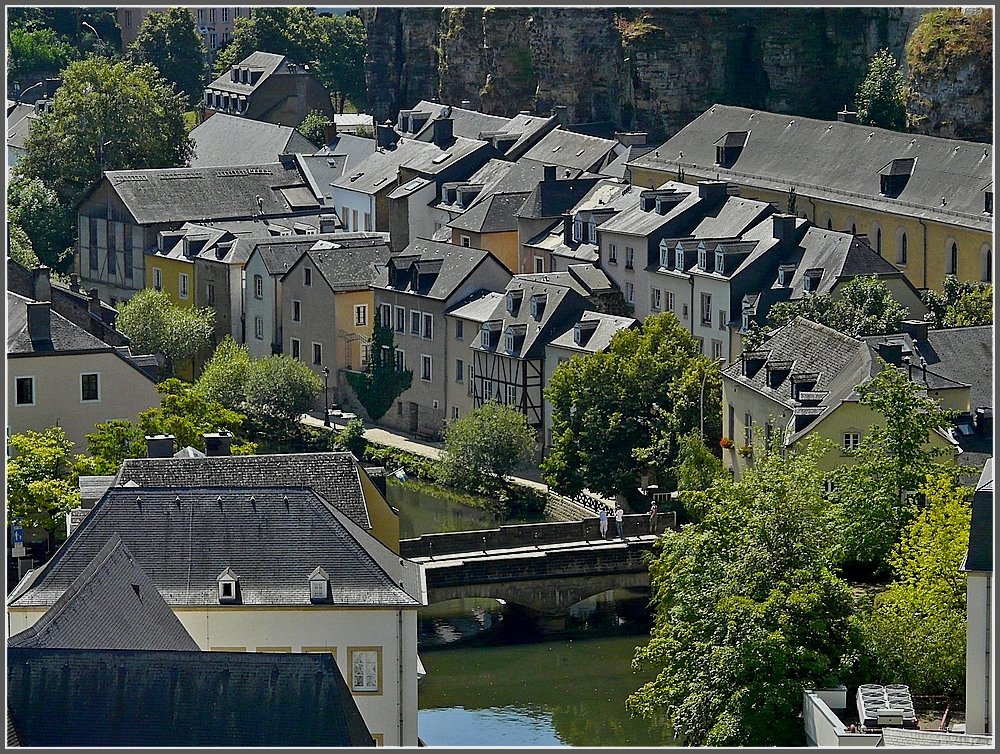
360;7;951;142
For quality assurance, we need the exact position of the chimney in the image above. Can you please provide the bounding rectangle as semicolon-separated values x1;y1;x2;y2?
615;131;648;147
876;341;903;366
203;431;232;457
26;301;52;344
324;120;338;145
319;214;338;233
563;216;574;246
900;319;929;342
552;105;568;126
543;164;557;182
69;273;81;293
376;122;398;150
432;117;454;149
88;288;102;318
32;266;51;302
364;466;388;497
460;99;472;110
697;180;729;203
145;434;175;458
772;213;797;243
44;77;60;98
837;107;857;124
974;407;993;436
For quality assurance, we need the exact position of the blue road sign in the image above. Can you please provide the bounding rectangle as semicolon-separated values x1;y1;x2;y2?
12;525;23;544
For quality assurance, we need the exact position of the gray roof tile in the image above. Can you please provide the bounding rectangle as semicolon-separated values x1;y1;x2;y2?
189;114;316;167
522;129;618;172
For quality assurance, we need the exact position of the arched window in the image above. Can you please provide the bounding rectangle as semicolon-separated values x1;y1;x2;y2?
897;231;908;265
826;217;833;230
851;223;857;235
948;242;958;276
876;228;882;255
984;245;992;283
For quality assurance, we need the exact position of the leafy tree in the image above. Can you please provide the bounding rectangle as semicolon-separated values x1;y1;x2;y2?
6;174;75;273
195;336;253;411
543;313;718;499
115;290;214;378
6;25;79;82
17;56;192;208
243;356;323;436
828;363;956;574
440;402;535;496
213;7;367;111
73;419;146;476
855;48;906;131
861;471;970;695
8;225;41;269
767;276;910;337
127;8;209;107
6;427;81;533
298;109;333;148
628;440;860;746
674;432;724;521
922;275;993;327
338;418;368;459
346;311;413;421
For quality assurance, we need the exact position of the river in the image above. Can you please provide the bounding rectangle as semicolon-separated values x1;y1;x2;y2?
387;481;677;747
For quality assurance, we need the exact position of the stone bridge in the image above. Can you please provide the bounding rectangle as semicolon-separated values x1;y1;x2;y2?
400;513;675;622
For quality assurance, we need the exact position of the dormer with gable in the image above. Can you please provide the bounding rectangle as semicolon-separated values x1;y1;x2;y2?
217;567;240;604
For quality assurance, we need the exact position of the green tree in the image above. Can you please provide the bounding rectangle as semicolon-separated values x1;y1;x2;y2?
17;56;192;208
922;275;993;327
338;418;368;459
6;427;81;533
6;174;75;273
628;440;859;746
767;276;910;337
243;356;323;436
674;431;724;521
346;311;413;421
74;418;146;476
213;7;367;111
828;363;956;574
861;471;970;695
127;8;209;107
855;48;906;131
543;313;716;499
115;290;214;378
6;25;79;82
297;109;333;148
440;402;535;496
8;225;41;269
195;336;253;411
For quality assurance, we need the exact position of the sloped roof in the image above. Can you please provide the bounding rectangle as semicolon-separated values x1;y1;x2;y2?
374;240;507;301
6;647;373;747
628;104;993;231
94;163;316;225
599;144;655;179
8;536;198;651
921;325;994;411
522;129;618;172
115;452;372;530
7;293;110;354
8;486;420;609
331;139;437;194
777;230;900;299
189;114;315;167
689;195;774;239
206;50;288;95
962;458;993;573
548;311;637;354
517;174;603;220
409;100;509;141
241;233;350;275
446;291;505;322
292;241;391;292
448;192;530;234
400;135;491;176
597;187;703;236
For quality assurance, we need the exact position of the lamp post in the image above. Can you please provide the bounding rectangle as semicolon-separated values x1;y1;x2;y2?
322;367;330;427
700;357;726;440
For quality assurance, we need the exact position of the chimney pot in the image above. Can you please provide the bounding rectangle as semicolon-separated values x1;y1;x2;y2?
145;434;175;458
543;164;557;182
432;117;454;149
323;120;337;145
32;265;52;302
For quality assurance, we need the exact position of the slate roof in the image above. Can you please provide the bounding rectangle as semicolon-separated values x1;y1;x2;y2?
6;647;373;747
8;486;421;609
92;163;316;225
600;144;655;179
597;186;703;236
446;291;505;323
241;233;351;275
114;452;372;530
374;240;505;301
880;727;993;747
628;104;993;231
189;114;315;167
78;475;117;507
296;138;377;203
400;134;491;176
448;192;530;234
517;174;603;220
6;110;36;150
962;458;993;573
408;101;556;158
291;241;392;292
206;51;288;95
522;129;618;172
8;536;198;651
7;292;110;354
548;311;637;354
331;138;438;194
772;230;903;299
921;326;993;411
689;195;774;239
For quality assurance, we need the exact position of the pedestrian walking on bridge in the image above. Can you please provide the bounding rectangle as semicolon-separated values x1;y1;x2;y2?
614;506;624;539
648;502;658;534
598;507;609;539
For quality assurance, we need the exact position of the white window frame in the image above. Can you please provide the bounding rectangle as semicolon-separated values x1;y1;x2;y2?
253;274;263;299
292;299;302;323
80;372;101;403
15;376;35;406
455;320;464;340
480;327;491;349
394;306;406;334
626;282;634;304
420;354;432;382
843;432;861;451
665;290;675;312
394;348;405;371
455;359;464;382
505;330;516;353
650;287;662;311
701;292;712;325
304;267;313;286
625;246;634;269
379;304;391;328
698;248;707;270
421;312;433;340
505;384;517;406
712;340;723;360
608;243;617;263
349;648;381;694
355;304;368;327
675;248;684;270
312;342;323;366
255;317;264;340
534;256;545;273
719;309;727;330
179;272;189;300
410;310;421;335
452;406;460;420
715;251;724;272
291;337;301;359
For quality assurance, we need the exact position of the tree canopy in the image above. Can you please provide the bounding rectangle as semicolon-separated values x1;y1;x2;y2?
345;311;413;421
855;48;906;131
115;289;214;378
17;56;192;208
542;313;720;499
767;276;910;337
922;275;993;327
6;174;75;273
297;109;333;148
6;427;81;533
440;402;536;496
127;8;208;107
627;440;860;746
213;7;367;112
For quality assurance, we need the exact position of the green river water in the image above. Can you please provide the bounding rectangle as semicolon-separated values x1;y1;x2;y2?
388;481;677;747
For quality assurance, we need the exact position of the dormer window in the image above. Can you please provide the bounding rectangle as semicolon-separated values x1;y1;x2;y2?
217;567;239;604
529;294;546;320
742;311;751;331
698;248;707;271
879;158;915;197
659;240;670;267
505;329;516;353
777;265;795;287
714;131;749;168
480;325;491;349
715;251;725;274
574;321;598;346
505;290;522;314
803;269;822;293
573;218;584;242
985;184;994;216
675;248;684;270
587;222;596;244
308;566;331;603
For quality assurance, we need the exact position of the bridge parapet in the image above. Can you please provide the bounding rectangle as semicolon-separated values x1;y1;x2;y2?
400;512;675;559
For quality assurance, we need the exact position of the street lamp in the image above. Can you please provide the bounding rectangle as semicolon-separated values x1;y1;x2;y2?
700;357;726;440
322;367;330;427
81;21;101;40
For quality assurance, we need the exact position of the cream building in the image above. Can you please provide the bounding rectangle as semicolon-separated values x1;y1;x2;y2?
962;459;993;736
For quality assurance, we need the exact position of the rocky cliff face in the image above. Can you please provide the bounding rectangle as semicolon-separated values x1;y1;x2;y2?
360;7;987;142
905;8;992;142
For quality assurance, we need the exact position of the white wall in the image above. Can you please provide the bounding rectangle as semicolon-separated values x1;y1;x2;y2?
690;273;732;361
243;252;278;358
406;182;439;246
332;187;375;232
802;690;883;747
966;573;992;735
